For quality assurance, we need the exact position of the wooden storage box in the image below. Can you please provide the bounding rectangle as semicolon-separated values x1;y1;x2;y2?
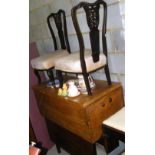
33;80;124;143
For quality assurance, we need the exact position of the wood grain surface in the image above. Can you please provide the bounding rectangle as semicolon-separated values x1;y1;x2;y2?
33;80;124;143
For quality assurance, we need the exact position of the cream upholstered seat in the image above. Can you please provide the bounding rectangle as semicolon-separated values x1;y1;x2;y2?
103;107;125;132
31;49;69;70
55;49;106;73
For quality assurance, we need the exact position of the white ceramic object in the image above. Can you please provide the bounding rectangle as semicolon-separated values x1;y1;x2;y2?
68;81;80;97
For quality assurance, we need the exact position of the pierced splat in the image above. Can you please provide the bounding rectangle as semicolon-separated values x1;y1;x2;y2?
53;14;62;31
52;13;66;49
84;4;100;62
84;4;100;30
47;10;70;52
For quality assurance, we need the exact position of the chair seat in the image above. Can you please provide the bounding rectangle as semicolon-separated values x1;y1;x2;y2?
103;107;125;132
55;49;106;73
31;49;69;70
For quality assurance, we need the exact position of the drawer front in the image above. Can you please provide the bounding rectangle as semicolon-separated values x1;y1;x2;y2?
87;87;124;142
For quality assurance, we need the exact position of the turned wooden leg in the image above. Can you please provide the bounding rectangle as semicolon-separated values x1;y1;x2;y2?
104;64;112;85
83;73;92;96
34;69;41;84
56;70;63;88
47;68;55;85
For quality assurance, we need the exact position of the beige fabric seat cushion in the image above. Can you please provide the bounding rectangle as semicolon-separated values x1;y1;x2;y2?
55;49;106;73
103;107;125;132
31;49;69;70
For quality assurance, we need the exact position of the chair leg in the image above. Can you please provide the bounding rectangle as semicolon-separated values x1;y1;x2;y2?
56;70;63;88
103;134;119;154
83;73;92;96
56;143;61;153
34;69;41;84
47;68;55;85
104;64;112;85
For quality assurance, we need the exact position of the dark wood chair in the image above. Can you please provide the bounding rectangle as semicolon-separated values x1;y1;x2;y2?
31;9;70;84
55;0;111;95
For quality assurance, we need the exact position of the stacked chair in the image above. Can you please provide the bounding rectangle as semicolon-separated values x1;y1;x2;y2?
55;0;111;95
31;10;70;84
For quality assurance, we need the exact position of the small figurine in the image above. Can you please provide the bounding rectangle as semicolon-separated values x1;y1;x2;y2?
62;83;68;96
58;88;63;96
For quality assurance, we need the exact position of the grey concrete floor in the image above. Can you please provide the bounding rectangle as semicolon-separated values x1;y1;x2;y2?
47;142;125;155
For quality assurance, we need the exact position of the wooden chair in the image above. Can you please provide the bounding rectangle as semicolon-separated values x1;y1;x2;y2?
55;0;111;95
102;107;125;154
31;9;70;84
